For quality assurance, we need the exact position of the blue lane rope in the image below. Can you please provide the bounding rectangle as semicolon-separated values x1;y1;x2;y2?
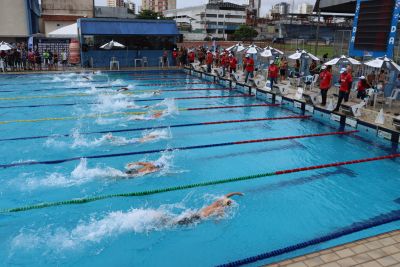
0;130;356;169
217;209;400;267
0;116;309;142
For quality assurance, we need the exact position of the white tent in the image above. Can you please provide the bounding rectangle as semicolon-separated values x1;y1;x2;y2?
0;41;12;51
226;43;245;53
364;56;400;72
100;40;126;50
48;23;78;38
244;44;263;54
260;46;284;58
324;55;361;66
288;50;319;61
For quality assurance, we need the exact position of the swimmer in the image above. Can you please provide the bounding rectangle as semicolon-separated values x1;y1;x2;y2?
118;87;129;92
176;192;244;225
153;90;161;95
104;133;115;141
152;111;164;118
124;161;164;177
138;133;159;143
82;75;92;81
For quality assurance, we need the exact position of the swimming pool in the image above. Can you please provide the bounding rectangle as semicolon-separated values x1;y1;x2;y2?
0;70;399;267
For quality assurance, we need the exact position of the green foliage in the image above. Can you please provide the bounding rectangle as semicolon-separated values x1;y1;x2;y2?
233;25;258;41
137;9;167;20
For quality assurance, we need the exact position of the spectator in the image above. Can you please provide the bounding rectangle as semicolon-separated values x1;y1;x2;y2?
220;52;227;77
172;48;178;66
61;49;68;69
206;50;213;73
188;49;195;64
319;65;332;106
357;76;368;99
229;53;237;73
333;67;353;112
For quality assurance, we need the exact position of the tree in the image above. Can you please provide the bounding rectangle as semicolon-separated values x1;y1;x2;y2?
137;10;166;20
233;25;258;41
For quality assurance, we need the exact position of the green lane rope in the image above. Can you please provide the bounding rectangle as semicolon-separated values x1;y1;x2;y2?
3;153;399;213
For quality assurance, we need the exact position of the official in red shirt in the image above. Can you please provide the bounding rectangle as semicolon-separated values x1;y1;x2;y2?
205;51;213;73
319;65;332;105
172;48;178;66
188;50;195;63
221;52;227;76
244;54;255;83
268;60;279;89
334;68;353;111
229;54;237;73
357;76;368;99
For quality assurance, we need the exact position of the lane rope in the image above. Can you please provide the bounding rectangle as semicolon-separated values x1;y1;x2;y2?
0;104;276;125
0;115;310;142
2;151;398;213
0;88;234;101
0;94;254;109
0;130;357;169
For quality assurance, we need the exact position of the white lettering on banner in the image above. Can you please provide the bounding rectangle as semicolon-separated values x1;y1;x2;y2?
389;37;395;45
391;26;397;33
305;104;314;113
330;113;341;122
345;117;357;128
353;27;357;33
378;130;392;140
351;36;355;43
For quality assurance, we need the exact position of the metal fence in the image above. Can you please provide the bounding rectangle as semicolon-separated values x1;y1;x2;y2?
332;30;351;57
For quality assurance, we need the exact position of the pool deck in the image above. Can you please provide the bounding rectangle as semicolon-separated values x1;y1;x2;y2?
266;230;400;267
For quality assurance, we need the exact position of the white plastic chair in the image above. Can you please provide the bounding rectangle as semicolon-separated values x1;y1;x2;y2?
142;57;148;67
110;57;119;70
386;88;400;108
159;57;169;68
0;59;4;72
311;74;319;89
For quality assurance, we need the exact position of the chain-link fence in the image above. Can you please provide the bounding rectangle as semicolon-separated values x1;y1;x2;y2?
332;30;351;57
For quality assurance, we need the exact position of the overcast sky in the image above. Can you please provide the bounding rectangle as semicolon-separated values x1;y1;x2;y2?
95;0;314;17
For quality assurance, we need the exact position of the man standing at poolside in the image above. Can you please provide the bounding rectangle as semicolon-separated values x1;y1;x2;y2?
333;67;353;112
244;54;254;83
319;65;332;106
206;50;213;73
268;60;279;89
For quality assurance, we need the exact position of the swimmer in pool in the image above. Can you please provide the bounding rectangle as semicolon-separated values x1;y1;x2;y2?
176;192;244;225
138;132;162;143
124;161;164;176
118;87;129;92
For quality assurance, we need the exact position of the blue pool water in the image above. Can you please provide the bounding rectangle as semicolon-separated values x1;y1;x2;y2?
0;70;399;266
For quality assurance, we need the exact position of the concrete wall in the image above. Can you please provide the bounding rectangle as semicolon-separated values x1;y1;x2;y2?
44;21;75;35
94;6;136;19
41;0;94;17
0;0;28;37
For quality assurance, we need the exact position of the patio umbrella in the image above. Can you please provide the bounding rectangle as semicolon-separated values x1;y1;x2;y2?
244;44;263;55
100;40;126;50
288;50;319;61
0;41;12;51
324;55;361;66
226;43;245;53
260;46;284;58
364;56;400;72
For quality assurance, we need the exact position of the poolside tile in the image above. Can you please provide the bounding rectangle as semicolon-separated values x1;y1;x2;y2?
379;238;397;247
320;253;340;263
352;254;374;264
376;256;398;266
366;241;385;250
361;261;383;267
335;248;355;258
392;252;400;261
284;262;307;267
303;256;324;267
352;244;370;254
367;249;389;259
278;259;294;265
336;257;358;266
381;245;400;255
319;262;341;267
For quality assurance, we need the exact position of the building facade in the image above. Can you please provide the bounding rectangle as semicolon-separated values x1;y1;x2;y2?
107;0;125;7
41;0;94;36
142;0;176;13
164;2;246;40
297;3;314;14
0;0;40;42
271;2;290;16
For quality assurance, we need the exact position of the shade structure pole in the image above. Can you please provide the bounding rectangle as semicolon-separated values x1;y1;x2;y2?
314;2;321;56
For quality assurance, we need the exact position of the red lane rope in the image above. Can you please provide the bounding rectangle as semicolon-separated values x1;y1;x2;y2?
275;153;400;175
185;104;279;111
159;88;234;92
202;115;311;125
137;82;217;86
174;95;254;100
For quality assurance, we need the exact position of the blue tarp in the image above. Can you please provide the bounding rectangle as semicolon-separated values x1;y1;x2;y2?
79;19;179;36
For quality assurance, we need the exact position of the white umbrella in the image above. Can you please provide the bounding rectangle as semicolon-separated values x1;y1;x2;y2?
100;40;126;50
324;55;361;66
244;44;263;55
364;56;400;72
288;50;319;61
260;46;284;58
0;41;12;51
226;43;245;53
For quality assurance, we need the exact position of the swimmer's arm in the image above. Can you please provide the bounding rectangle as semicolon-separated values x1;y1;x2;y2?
225;192;244;198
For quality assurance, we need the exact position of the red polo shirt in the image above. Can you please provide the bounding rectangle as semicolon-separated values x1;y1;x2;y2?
268;64;279;78
339;72;353;92
246;58;254;72
319;70;332;90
